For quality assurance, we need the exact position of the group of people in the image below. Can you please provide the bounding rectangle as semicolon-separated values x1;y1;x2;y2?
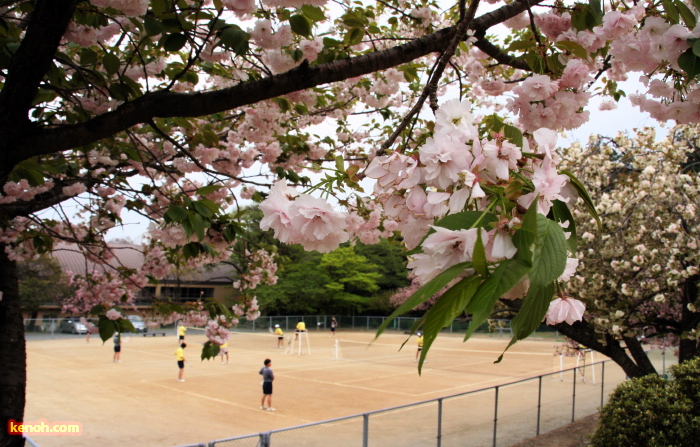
113;319;422;413
172;326;276;411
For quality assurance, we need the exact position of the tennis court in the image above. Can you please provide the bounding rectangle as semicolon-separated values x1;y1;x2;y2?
25;329;617;447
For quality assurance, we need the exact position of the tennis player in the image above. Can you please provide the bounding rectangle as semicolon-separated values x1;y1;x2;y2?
176;343;187;382
274;324;284;348
415;332;424;362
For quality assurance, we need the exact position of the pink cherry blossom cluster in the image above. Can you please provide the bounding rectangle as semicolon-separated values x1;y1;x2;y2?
62;270;137;315
204;318;231;346
231;296;260;321
232;249;278;291
260;180;349;253
0;179;55;205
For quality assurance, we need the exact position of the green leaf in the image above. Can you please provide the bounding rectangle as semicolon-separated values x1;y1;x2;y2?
98;315;116;343
464;259;531;341
116;317;136;334
183;242;201;258
164;205;188;223
289;14;313;38
103;53;120;75
512;198;539;265
144;16;164;36
496;282;555;362
272;97;292;112
693;40;700;58
301;5;326;22
79;48;98;65
335;155;345;173
554;41;589;60
220;26;249;55
472;229;488;277
506;40;537;52
201;341;221;360
435;211;498;231
560;170;602;232
529;215;568;287
189;212;206;241
551;200;577;254
676;0;697;28
344;28;364;46
196;184;223;196
375;261;474;339
663;0;681;22
503;124;524;148
694;0;700;13
678;48;700;79
163;33;188;52
192;200;213;219
342;15;365;28
223;225;237;243
589;0;604;23
417;275;481;372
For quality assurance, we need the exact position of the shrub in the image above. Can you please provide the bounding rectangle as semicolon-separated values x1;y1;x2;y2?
669;357;700;415
590;373;700;447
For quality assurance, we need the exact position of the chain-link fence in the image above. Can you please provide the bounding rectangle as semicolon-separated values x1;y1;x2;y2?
22;315;548;344
198;355;672;447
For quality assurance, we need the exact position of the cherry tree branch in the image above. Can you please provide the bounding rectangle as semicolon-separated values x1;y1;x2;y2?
3;0;545;163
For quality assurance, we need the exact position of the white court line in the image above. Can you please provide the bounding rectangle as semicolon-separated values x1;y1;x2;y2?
140;380;310;422
344;340;553;356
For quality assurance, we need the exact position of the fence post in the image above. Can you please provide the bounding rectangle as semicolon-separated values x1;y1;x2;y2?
493;386;499;447
536;375;543;436
437;398;443;447
363;413;369;447
572;368;577;423
600;361;605;408
260;432;271;447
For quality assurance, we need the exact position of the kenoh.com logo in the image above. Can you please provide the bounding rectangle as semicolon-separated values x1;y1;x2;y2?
8;419;82;436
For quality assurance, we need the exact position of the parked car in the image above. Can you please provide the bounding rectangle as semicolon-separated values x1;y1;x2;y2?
127;315;147;333
59;318;87;334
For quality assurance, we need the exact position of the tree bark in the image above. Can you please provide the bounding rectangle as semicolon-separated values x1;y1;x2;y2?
679;275;700;363
0;245;26;447
553;320;658;378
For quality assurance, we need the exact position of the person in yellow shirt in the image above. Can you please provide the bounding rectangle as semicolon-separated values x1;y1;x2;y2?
295;321;306;340
220;341;229;364
175;343;187;382
178;324;187;344
274;324;284;349
415;332;424;362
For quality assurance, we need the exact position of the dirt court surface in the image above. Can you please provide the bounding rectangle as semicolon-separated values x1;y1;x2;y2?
25;330;621;447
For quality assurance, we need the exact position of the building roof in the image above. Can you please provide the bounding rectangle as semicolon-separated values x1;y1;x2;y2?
51;244;236;285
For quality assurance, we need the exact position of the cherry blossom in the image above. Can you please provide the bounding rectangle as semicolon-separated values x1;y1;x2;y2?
545;297;586;325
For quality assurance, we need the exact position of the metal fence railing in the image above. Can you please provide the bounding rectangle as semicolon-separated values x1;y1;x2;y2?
190;358;646;447
22;315;528;339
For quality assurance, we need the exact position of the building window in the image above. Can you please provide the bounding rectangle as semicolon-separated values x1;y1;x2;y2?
160;287;214;302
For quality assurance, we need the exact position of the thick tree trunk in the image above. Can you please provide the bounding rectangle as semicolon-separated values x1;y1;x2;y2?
0;245;26;447
679;275;700;363
554;320;658;379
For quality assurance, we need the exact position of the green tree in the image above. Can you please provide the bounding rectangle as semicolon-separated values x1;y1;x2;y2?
18;256;73;330
320;246;382;314
355;240;410;291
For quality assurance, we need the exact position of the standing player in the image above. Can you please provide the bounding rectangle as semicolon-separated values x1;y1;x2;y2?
178;323;187;344
220;341;229;364
175;343;187;382
295;320;306;340
274;324;284;349
329;316;338;337
259;358;275;411
415;332;424;362
113;333;122;363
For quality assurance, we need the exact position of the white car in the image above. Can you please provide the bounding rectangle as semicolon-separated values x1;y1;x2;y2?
59;318;87;334
127;315;148;333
